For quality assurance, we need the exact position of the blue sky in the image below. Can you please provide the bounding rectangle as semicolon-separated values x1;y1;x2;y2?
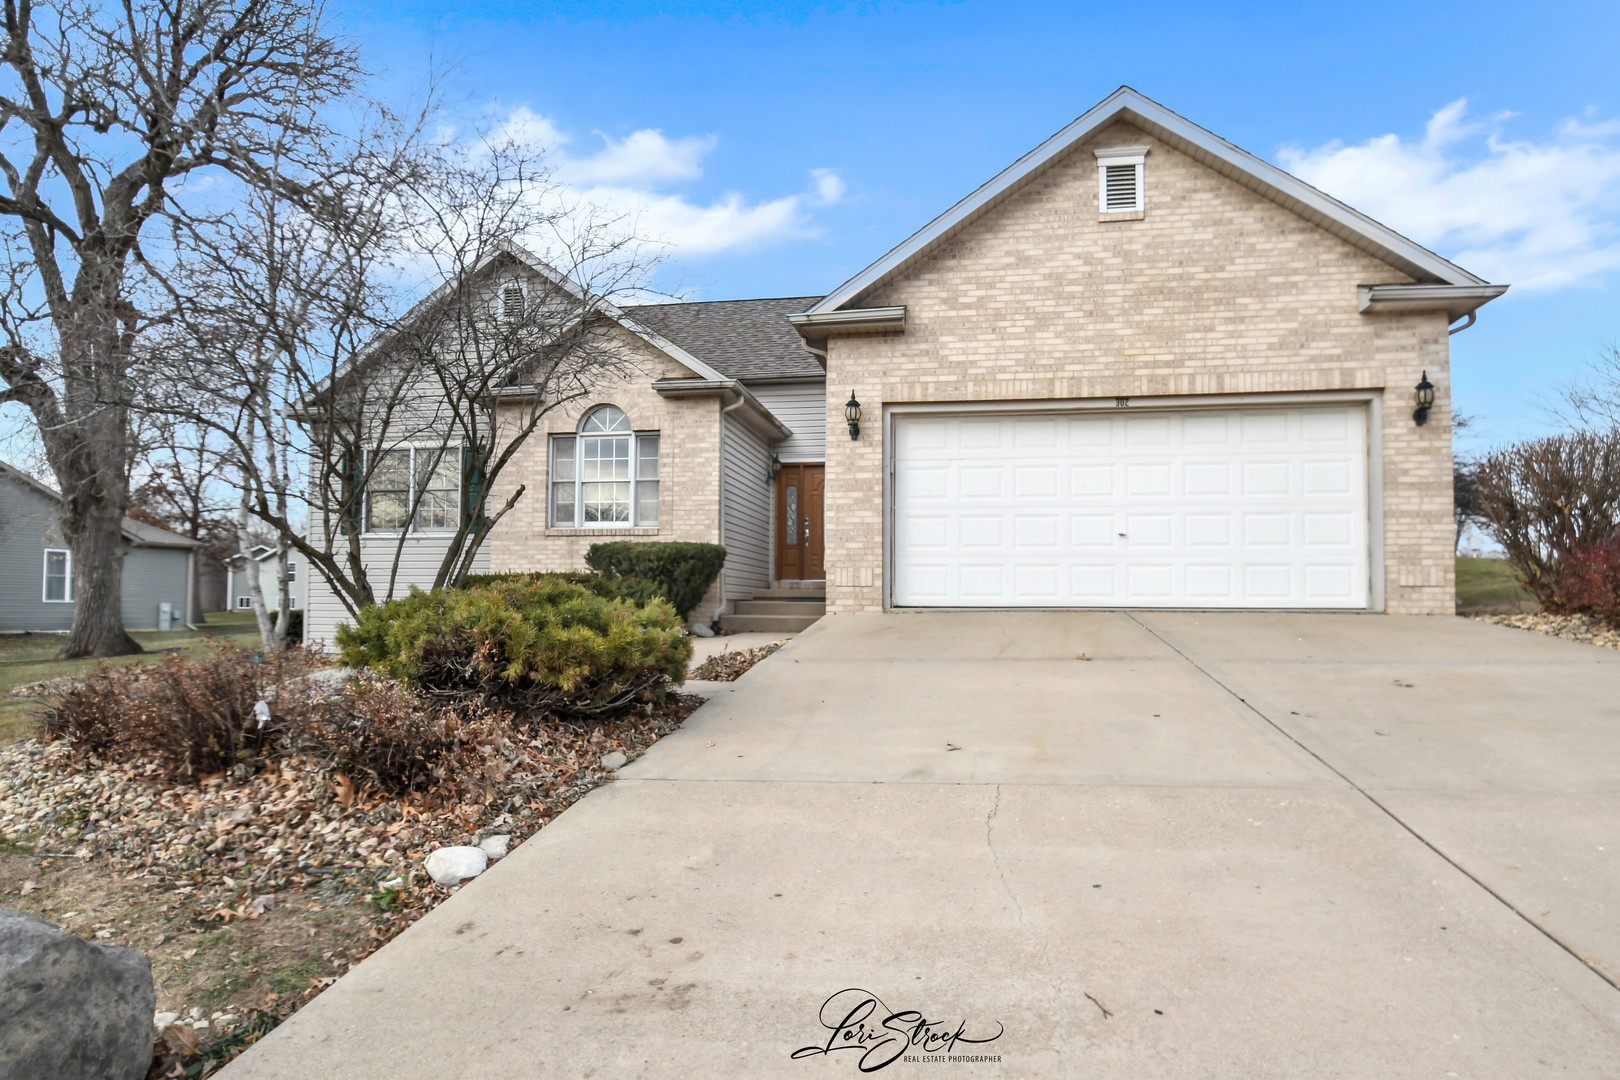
340;0;1620;451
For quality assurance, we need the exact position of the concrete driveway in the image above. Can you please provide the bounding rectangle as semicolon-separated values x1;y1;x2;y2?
225;612;1620;1078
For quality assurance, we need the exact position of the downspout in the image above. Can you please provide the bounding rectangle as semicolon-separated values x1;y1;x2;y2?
712;395;750;628
1448;311;1477;335
184;549;201;630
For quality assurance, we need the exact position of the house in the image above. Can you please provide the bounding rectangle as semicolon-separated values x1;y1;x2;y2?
0;460;200;632
304;86;1505;644
226;546;305;613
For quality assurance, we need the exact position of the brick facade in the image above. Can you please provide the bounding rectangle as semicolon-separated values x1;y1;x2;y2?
486;326;724;599
823;120;1456;615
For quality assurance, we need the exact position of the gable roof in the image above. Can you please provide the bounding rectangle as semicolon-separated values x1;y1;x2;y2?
0;460;200;549
299;240;735;409
808;86;1493;315
625;297;825;382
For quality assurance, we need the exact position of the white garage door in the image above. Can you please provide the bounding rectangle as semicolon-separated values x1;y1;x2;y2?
892;405;1369;608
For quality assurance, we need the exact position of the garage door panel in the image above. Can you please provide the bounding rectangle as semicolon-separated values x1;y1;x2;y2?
892;404;1369;609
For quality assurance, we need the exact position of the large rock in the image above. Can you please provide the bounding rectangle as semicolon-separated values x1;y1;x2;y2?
0;906;155;1080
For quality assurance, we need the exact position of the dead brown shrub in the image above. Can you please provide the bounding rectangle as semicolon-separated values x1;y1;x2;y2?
296;674;515;800
40;646;325;778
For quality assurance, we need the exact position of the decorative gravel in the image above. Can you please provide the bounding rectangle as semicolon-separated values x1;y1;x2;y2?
1472;612;1620;651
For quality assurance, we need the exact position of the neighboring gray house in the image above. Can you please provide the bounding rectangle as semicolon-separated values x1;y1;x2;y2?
0;460;199;633
227;546;304;612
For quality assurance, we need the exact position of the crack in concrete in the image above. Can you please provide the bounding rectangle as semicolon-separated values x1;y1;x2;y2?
985;783;1064;1066
1127;611;1620;998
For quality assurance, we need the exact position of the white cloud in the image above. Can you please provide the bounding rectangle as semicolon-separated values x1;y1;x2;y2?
479;106;844;258
1278;100;1620;291
561;129;717;187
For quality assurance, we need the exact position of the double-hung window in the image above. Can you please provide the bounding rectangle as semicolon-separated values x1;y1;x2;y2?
42;549;71;602
366;447;459;533
549;406;659;527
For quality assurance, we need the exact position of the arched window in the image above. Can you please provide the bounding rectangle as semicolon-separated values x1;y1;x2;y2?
549;406;659;527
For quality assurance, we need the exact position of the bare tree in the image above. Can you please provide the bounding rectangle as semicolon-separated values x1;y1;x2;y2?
1561;343;1620;431
0;0;359;656
150;117;658;644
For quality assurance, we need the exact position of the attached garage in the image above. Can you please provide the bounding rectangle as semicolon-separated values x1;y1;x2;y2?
890;401;1374;609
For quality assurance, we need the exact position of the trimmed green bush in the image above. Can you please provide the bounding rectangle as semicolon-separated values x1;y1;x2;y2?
583;541;727;620
462;569;664;609
334;577;691;717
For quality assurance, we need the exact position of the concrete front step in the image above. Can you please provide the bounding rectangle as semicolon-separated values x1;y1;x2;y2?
733;599;827;616
719;612;824;633
756;580;826;600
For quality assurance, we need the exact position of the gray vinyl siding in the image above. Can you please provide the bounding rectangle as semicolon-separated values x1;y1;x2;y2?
0;471;192;632
0;474;73;632
747;381;826;462
720;415;774;599
302;535;490;650
121;548;191;630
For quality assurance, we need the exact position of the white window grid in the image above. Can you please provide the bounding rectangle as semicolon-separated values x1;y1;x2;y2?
42;548;71;603
364;446;460;534
549;407;659;528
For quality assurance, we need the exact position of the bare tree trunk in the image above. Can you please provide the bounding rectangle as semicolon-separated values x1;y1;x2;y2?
45;300;142;658
237;488;275;648
60;472;141;657
272;536;292;649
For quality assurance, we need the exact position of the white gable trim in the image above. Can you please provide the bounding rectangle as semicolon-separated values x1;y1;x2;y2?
809;86;1493;314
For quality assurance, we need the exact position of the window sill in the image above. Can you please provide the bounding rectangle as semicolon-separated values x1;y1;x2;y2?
1098;210;1145;222
545;526;660;537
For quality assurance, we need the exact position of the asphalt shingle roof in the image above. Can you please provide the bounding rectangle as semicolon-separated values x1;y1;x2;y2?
625;296;825;383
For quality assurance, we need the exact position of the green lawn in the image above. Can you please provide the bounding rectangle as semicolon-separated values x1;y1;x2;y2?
1455;556;1538;616
0;611;264;745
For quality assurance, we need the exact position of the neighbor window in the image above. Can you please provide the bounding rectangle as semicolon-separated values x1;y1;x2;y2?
549;406;659;527
237;595;253;609
43;549;71;602
286;562;297;583
366;447;460;533
1094;146;1148;213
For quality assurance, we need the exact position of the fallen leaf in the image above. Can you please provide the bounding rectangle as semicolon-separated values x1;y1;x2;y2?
311;976;338;989
19;880;37;896
162;1024;200;1056
181;947;198;959
246;894;276;918
333;773;355;809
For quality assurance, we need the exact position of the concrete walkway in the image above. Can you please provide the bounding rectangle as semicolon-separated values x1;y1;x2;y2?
225;612;1620;1078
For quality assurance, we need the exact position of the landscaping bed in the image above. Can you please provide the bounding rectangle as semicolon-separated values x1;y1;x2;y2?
690;641;786;682
0;689;701;1075
1471;612;1620;651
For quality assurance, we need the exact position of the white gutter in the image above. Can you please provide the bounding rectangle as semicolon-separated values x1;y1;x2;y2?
787;306;907;345
1357;283;1509;322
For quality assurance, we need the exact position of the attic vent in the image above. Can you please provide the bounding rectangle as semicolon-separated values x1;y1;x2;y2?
1094;146;1149;215
1104;164;1138;210
502;282;525;321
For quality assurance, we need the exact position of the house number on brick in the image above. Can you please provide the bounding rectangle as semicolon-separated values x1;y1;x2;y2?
1115;397;1130;407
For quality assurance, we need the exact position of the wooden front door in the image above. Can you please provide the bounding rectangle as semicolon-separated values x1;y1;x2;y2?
775;463;825;580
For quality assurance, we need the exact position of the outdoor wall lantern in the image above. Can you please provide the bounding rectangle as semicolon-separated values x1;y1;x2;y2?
766;452;782;483
1413;371;1436;427
845;391;862;440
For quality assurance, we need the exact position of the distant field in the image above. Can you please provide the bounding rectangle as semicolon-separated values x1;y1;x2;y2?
0;611;263;745
1455;557;1538;616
